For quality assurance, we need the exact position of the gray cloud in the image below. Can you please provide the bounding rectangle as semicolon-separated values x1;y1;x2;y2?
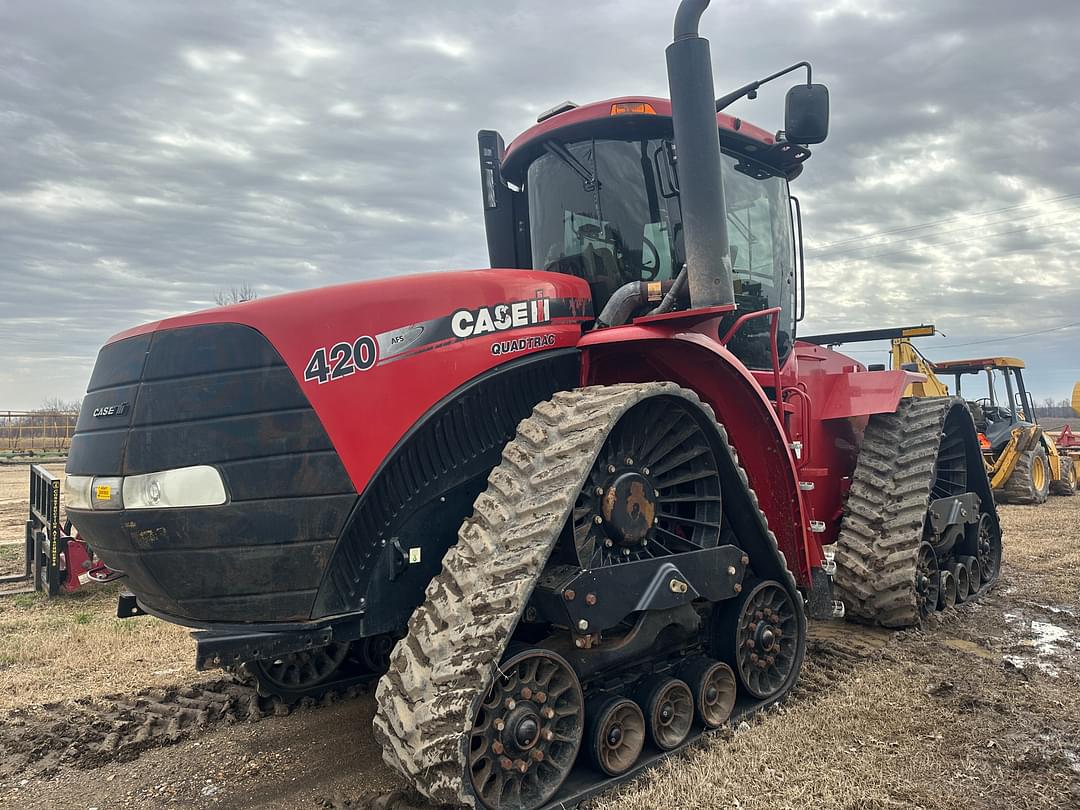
2;0;1079;408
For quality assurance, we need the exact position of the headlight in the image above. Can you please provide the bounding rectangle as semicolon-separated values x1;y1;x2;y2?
123;466;227;509
65;476;93;510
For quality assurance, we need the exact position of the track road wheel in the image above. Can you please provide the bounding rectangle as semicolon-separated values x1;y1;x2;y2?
247;642;350;699
1050;456;1077;496
952;562;970;604
725;580;800;700
585;696;645;777
467;648;583;810
679;657;737;729
637;676;694;751
1003;445;1050;504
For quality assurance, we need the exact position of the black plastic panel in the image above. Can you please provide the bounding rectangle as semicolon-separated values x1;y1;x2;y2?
143;323;283;380
67;431;127;476
75;384;140;434
221;452;353;501
124;410;332;474
86;334;151;392
131;367;308;426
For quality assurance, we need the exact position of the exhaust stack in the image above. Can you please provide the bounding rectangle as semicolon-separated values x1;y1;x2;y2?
666;0;734;309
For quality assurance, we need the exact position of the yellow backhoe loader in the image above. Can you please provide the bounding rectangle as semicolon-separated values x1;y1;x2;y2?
926;356;1075;503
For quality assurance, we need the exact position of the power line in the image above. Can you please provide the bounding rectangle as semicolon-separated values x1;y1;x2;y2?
934;320;1080;350
807;191;1080;252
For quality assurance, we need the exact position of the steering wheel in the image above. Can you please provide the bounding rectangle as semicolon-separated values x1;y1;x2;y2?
640;236;661;280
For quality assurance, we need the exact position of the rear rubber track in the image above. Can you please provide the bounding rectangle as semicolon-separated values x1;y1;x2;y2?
372;382;798;808
833;397;984;628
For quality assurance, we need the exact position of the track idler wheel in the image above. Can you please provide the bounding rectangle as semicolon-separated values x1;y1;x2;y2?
358;634;396;675
951;562;970;604
915;543;940;621
679;657;737;729
585;696;645;777
936;570;956;611
247;642;350;698
467;648;583;810
974;512;1001;585
725;580;800;700
637;676;693;751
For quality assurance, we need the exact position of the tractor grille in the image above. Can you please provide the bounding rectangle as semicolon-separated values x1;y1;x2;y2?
68;324;357;624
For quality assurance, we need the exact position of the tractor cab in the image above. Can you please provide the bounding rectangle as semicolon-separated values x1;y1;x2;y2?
478;97;812;370
932;357;1037;452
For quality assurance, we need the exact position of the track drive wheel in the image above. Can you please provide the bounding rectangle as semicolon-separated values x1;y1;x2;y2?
723;580;801;700
467;648;584;810
1050;456;1077;496
247;642;350;699
585;696;645;777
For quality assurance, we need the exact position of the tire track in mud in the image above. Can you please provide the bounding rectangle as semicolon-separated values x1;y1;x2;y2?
0;677;372;780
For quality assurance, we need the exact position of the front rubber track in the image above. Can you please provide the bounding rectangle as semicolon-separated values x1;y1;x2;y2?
371;383;802;809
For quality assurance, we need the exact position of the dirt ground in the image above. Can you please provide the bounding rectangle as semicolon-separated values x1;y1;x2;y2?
1;462;1079;809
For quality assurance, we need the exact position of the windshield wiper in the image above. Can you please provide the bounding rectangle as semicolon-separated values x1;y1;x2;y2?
544;140;599;191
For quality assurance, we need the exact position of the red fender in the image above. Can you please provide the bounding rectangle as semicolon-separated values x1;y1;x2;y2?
578;323;813;587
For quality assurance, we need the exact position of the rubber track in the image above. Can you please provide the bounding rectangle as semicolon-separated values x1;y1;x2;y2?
372;382;799;808
833;397;967;628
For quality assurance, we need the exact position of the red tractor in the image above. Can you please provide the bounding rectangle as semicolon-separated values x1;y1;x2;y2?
65;2;1001;807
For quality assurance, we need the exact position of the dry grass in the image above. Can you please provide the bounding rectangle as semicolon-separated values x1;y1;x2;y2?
0;582;198;711
998;495;1080;604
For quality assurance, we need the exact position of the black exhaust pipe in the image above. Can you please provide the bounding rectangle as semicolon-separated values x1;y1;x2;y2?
666;0;734;309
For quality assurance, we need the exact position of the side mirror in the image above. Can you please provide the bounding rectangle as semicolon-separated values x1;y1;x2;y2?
785;83;829;145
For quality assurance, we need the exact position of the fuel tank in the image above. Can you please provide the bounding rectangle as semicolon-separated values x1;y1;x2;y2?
67;269;593;629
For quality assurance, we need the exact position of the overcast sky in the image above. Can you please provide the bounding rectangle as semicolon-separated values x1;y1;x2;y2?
2;0;1079;409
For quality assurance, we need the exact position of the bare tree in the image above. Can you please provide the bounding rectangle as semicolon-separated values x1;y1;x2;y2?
214;283;258;306
39;397;81;413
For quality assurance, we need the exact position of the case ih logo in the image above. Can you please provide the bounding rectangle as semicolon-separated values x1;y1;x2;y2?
451;291;551;339
93;402;129;418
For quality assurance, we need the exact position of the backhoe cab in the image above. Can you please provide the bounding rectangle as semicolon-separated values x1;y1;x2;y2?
931;356;1077;501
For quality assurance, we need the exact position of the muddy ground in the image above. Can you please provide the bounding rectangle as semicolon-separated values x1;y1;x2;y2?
1;462;1079;809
